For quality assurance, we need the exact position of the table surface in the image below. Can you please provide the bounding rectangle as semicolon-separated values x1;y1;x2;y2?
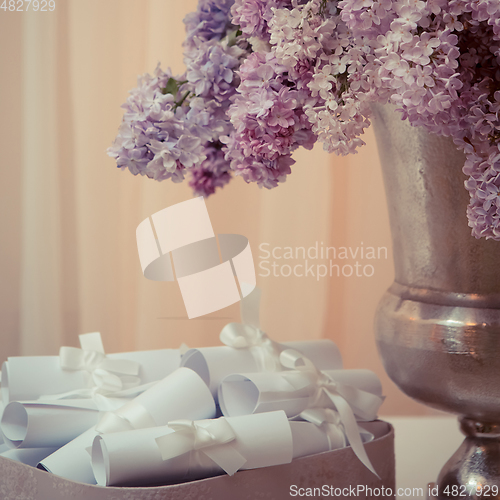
383;416;463;500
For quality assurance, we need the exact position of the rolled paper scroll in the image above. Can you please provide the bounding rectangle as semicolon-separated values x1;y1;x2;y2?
218;368;383;419
181;340;342;399
0;398;127;449
1;446;59;467
298;408;375;448
38;367;216;484
95;367;216;433
290;409;375;458
37;427;98;484
289;420;338;458
1;332;181;403
91;410;293;487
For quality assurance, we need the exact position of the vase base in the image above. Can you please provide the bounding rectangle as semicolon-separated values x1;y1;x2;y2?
433;418;500;500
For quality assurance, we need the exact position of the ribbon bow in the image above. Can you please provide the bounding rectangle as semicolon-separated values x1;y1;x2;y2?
156;418;247;476
95;400;157;434
58;332;141;395
299;408;347;450
219;289;282;371
280;349;381;477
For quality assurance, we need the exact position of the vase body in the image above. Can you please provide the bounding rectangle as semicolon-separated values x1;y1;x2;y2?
371;104;500;498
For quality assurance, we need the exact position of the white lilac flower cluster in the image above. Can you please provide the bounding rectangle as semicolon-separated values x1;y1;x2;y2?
110;0;500;240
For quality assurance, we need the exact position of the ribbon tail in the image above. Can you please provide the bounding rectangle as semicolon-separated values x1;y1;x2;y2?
79;332;105;353
203;444;247;476
92;369;123;393
359;428;375;444
109;380;157;398
91;393;129;412
99;358;141;377
335;382;384;421
96;412;134;433
38;388;95;401
328;393;379;478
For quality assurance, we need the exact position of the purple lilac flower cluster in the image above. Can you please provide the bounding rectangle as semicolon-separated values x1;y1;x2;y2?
188;141;233;196
182;0;249;193
223;50;316;187
109;0;245;195
110;0;500;240
108;65;203;183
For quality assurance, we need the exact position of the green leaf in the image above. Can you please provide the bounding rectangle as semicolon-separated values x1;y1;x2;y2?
162;77;179;96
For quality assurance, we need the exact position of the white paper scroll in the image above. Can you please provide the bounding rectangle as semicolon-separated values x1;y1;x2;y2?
38;367;217;484
91;410;293;487
95;367;216;433
1;446;59;467
136;198;256;318
0;398;127;449
218;369;383;419
181;339;343;398
37;427;98;484
289;420;333;458
1;343;181;403
288;416;374;459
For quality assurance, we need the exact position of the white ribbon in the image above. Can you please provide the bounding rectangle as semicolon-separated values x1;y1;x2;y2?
39;333;142;407
280;349;380;477
299;408;347;450
219;289;282;371
156;418;247;476
95;400;157;434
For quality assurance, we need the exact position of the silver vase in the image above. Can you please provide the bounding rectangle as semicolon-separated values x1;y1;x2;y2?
371;104;500;499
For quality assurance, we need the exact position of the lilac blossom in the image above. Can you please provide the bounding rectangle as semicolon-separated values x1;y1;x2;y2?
189;142;232;196
109;0;500;240
108;65;203;183
230;0;291;40
184;0;234;49
224;51;316;185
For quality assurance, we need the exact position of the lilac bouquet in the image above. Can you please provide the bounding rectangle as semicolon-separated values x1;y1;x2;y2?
109;0;500;240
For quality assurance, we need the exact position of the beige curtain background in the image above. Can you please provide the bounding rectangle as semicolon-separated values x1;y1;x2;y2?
0;0;434;415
